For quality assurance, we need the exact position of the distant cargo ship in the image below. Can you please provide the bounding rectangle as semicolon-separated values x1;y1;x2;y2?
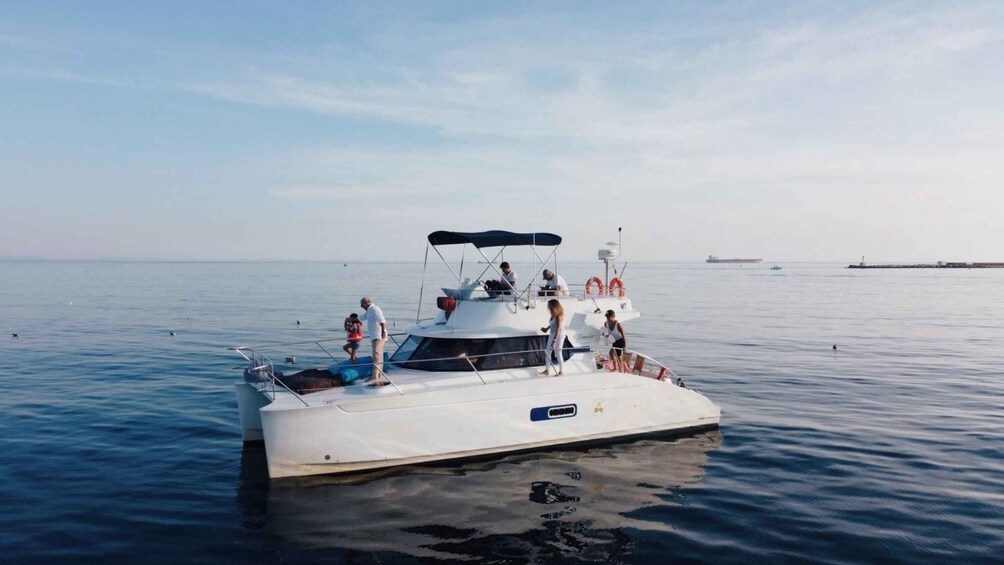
707;255;762;264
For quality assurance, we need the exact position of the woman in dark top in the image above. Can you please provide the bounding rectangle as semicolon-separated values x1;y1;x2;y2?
602;309;627;372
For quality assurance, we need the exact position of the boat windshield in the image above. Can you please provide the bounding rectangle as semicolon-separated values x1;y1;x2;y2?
390;335;423;363
391;335;570;372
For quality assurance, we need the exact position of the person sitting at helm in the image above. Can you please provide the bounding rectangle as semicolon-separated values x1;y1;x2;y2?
499;262;517;293
539;269;568;297
485;261;518;298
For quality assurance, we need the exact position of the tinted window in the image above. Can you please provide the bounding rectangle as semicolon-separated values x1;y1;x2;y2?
479;336;547;370
396;338;494;371
393;336;574;372
390;335;422;362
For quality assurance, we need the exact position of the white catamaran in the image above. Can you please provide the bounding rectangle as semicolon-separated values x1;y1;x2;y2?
234;230;720;478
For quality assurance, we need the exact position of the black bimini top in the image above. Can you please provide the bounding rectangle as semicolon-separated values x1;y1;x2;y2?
427;230;562;248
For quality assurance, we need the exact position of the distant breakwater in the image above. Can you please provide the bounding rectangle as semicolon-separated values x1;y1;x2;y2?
848;262;1004;269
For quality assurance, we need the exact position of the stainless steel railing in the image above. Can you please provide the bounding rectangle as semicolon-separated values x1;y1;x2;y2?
593;347;685;387
234;347;312;407
233;336;684;407
443;281;628;303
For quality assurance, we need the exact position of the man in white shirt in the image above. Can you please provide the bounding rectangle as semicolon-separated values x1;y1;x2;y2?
358;297;388;385
500;261;517;293
540;269;568;296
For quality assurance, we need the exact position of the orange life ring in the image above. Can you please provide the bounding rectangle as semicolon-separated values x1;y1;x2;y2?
585;276;604;295
608;277;625;297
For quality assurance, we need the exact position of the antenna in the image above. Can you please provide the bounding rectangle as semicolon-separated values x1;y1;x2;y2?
597;228;622;287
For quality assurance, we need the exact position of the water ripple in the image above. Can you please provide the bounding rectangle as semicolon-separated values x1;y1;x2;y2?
1;262;1002;563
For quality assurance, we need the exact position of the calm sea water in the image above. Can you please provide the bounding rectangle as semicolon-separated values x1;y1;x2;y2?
1;261;1001;563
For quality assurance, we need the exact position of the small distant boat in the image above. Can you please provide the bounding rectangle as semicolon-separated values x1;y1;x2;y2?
707;255;762;264
770;265;782;270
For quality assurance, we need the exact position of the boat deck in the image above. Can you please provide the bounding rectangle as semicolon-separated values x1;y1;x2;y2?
257;349;678;410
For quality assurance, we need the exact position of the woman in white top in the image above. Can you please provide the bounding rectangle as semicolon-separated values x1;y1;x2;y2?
601;309;627;372
540;299;565;376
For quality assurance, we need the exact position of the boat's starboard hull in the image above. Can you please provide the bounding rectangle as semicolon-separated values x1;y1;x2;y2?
255;373;720;478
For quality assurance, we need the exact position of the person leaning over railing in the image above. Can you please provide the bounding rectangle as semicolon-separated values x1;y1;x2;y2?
600;309;627;372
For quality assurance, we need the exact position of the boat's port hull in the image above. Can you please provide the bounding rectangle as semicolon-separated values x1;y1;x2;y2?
235;382;271;442
252;374;721;478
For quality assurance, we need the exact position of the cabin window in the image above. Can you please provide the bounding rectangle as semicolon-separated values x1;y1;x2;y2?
389;335;423;362
391;335;574;372
478;336;548;370
394;337;494;371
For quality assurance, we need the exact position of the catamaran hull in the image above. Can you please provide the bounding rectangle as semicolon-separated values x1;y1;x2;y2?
235;382;270;442
255;375;720;479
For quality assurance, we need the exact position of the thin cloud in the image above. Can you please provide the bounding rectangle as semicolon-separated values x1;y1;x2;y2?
3;2;1003;261
271;183;449;201
178;4;1002;153
0;66;141;88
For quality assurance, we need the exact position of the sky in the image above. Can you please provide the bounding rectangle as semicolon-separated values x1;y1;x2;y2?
1;1;1003;262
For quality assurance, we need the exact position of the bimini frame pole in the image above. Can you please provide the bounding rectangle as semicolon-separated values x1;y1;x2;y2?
417;242;430;323
473;246;506;282
431;244;462;283
528;245;559;287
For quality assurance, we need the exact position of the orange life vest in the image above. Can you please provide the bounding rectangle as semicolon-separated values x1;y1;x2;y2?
346;320;363;342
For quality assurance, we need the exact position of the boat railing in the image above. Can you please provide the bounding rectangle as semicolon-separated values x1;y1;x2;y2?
234;332;413;399
238;332;409;353
592;346;685;387
396;345;680;387
234;338;683;405
234;347;312;407
445;281;627;304
568;282;628;301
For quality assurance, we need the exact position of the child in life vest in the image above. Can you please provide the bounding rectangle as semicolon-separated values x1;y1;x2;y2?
343;313;363;364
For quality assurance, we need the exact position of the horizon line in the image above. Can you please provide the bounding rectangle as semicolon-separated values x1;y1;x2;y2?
0;257;924;265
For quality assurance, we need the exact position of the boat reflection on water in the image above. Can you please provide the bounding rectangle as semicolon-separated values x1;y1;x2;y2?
237;432;722;560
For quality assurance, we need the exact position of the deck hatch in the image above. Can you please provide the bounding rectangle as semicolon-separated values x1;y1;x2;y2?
530;403;577;421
